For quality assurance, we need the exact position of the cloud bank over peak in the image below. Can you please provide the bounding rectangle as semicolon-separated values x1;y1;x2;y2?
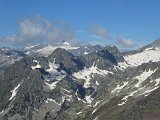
0;16;137;49
0;16;79;47
117;36;135;48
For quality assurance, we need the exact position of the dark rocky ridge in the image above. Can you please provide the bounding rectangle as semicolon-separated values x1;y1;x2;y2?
0;39;160;120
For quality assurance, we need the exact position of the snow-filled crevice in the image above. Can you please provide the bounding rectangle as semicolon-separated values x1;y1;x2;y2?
73;62;113;88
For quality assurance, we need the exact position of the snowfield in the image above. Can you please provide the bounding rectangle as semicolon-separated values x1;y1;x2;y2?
44;61;66;90
118;47;160;69
26;42;79;56
134;69;157;87
73;63;113;88
124;48;160;67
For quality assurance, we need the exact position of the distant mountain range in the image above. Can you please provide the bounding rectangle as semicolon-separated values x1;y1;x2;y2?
23;41;102;57
1;39;160;120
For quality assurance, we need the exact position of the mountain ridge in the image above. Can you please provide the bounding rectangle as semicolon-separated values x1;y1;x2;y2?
0;39;160;120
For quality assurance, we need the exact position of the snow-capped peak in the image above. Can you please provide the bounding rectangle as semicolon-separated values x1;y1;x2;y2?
24;43;80;56
24;44;40;50
63;42;70;46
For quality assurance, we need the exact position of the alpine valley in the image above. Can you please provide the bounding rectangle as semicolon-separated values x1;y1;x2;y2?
1;39;160;120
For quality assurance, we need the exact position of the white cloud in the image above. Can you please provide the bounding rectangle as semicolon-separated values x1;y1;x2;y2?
91;23;111;40
0;16;79;47
117;36;135;48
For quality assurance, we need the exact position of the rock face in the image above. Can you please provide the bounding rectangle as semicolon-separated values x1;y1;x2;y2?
1;39;160;120
48;48;85;74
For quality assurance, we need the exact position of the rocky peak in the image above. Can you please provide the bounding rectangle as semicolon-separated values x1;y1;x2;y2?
1;39;160;120
80;46;124;70
102;45;124;62
49;48;74;61
48;48;85;74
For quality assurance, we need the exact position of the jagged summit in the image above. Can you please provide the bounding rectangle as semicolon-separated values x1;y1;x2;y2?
102;45;125;62
48;48;85;74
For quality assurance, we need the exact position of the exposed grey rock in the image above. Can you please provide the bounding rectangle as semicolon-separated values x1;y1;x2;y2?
1;39;160;120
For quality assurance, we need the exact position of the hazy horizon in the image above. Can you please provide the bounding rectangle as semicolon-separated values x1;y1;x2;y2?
0;0;160;50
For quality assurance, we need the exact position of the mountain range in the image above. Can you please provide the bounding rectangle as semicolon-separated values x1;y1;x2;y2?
0;39;160;120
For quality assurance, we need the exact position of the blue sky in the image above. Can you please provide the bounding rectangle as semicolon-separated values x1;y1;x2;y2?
0;0;160;49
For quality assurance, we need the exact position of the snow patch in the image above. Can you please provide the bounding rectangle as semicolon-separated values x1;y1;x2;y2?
51;109;55;112
76;92;94;104
93;116;99;120
92;109;97;114
44;73;65;90
135;69;156;87
61;91;72;100
118;91;137;106
143;86;159;97
0;110;4;114
77;111;82;115
118;62;130;69
85;95;93;104
84;51;90;55
46;98;61;106
9;83;21;100
142;77;160;96
45;81;59;90
76;89;82;101
93;101;100;107
44;61;66;90
46;61;60;72
155;78;160;86
45;61;66;81
145;47;153;51
95;81;99;85
31;60;42;70
111;81;128;93
73;63;113;88
118;101;126;106
34;108;38;112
